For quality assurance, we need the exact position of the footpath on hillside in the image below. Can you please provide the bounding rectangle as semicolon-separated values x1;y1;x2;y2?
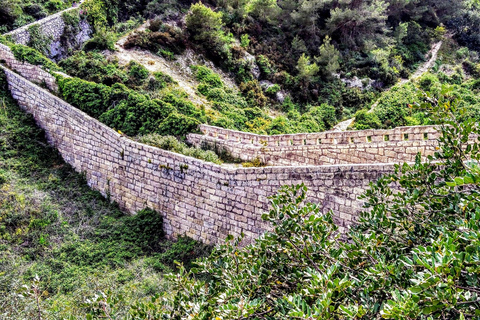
333;41;443;131
112;25;238;107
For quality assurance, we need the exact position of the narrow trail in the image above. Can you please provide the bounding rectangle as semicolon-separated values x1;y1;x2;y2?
112;26;238;107
333;41;443;131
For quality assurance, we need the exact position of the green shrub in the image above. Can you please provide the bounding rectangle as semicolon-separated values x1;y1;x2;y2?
27;24;53;55
57;77;112;118
9;43;61;71
83;28;117;51
373;82;419;128
127;61;150;85
265;84;281;96
59;51;129;85
191;65;223;88
256;54;275;77
353;109;382;130
138;134;221;164
157;112;201;136
159;48;175;60
417;73;440;91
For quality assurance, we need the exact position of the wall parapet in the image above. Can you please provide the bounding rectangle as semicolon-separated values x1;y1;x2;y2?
196;124;440;146
188;124;440;166
1;65;396;244
4;7;79;44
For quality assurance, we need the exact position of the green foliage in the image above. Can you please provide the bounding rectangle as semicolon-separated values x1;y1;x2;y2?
0;0;69;32
265;83;280;95
315;35;340;76
372;82;421;128
82;27;117;51
138;134;222;164
27;24;53;55
157;112;201;137
185;2;234;62
127;60;149;85
59;51;129;85
296;53;319;83
57;76;112;118
240;33;250;48
353;109;382;130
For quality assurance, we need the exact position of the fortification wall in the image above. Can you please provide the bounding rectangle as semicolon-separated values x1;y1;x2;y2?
0;43;58;92
3;6;91;61
187;125;440;166
1;66;395;244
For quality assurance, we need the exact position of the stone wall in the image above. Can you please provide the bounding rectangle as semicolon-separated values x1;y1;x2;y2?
1;65;396;244
187;124;440;166
0;43;58;92
4;6;91;61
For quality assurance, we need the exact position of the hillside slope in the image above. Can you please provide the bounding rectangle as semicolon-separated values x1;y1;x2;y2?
0;71;209;319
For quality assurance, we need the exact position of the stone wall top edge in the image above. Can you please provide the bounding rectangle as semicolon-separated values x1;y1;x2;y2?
233;162;398;174
199;124;439;141
3;7;80;36
0;43;12;52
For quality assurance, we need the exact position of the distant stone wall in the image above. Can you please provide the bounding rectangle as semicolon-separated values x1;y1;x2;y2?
4;6;91;61
1;66;395;244
187;125;440;166
0;43;58;92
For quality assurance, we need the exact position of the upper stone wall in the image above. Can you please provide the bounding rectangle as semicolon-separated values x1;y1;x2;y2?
1;65;395;244
3;6;91;61
187;124;440;166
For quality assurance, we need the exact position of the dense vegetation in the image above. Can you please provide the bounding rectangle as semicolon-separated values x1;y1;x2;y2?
0;0;72;32
0;70;210;319
354;39;480;129
2;1;480;318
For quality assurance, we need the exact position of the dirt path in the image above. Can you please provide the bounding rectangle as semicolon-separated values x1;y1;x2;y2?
112;27;238;107
333;41;443;131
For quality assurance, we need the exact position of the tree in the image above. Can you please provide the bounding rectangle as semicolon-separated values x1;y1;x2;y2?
315;35;340;75
326;0;389;48
247;0;280;23
186;2;224;45
296;53;319;83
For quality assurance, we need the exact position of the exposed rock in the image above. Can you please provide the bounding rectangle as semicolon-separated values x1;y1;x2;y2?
244;52;260;79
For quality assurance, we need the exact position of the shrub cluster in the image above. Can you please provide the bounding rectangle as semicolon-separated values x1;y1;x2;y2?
57;76;204;137
137;134;222;164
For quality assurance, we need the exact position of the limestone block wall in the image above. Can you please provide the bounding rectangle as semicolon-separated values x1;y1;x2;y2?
1;66;395;244
4;6;91;61
187;125;440;166
0;43;58;92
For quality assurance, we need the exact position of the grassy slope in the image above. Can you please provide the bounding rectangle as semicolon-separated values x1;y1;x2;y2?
0;71;210;319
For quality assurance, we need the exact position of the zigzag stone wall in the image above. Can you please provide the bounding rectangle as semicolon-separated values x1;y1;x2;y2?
188;124;440;166
1;66;397;244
